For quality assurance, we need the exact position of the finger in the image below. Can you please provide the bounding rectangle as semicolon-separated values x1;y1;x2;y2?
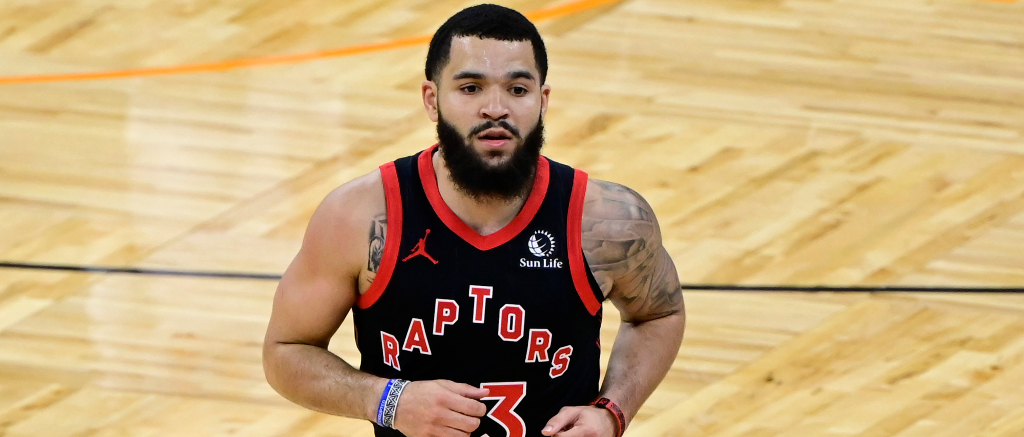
438;380;490;399
542;407;580;436
444;393;488;418
438;426;472;437
442;410;482;433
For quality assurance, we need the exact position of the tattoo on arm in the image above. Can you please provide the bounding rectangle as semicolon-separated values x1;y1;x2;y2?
582;180;683;322
367;213;387;274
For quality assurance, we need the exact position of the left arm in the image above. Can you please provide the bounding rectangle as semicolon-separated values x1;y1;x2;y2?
543;179;685;437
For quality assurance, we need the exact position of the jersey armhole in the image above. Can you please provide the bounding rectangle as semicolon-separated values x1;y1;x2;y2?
357;162;403;309
567;169;604;316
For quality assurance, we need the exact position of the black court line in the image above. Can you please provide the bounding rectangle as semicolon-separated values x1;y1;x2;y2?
681;284;1024;293
1;261;1023;292
0;261;282;280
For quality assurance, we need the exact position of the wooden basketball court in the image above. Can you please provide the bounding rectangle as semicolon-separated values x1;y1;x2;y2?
1;0;1023;435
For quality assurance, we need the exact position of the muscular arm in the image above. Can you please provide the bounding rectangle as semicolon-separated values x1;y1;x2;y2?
584;179;685;427
544;179;683;437
262;171;388;420
263;171;489;436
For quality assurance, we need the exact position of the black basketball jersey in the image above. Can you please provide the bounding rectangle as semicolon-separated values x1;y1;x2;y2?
352;145;606;437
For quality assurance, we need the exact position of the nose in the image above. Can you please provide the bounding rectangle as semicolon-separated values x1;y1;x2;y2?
479;88;510;121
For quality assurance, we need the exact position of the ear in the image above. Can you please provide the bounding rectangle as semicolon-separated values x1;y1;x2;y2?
540;83;551;119
422;81;439;123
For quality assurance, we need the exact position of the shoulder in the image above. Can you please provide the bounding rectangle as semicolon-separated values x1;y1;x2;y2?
579;178;682;321
318;169;385;220
267;169;388;348
582;178;658;226
579;178;663;296
301;169;387;272
314;169;386;229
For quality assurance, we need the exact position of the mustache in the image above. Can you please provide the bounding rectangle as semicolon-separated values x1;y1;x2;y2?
467;120;521;139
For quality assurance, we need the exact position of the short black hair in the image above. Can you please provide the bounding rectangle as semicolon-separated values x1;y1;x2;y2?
425;4;548;84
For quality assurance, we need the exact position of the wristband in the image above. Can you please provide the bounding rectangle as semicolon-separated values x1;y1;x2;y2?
379;379;410;429
591;397;626;437
375;379;397;426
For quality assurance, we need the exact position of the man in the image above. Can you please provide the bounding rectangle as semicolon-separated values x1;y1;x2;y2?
263;4;685;437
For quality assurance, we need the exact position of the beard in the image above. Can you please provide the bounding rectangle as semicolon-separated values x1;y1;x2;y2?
436;110;545;202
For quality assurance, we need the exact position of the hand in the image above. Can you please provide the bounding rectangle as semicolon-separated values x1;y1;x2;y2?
392;380;489;437
542;405;617;437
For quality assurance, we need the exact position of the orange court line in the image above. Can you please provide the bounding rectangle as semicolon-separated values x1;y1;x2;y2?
0;0;624;85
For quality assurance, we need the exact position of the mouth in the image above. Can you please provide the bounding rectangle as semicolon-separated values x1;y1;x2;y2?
475;128;515;148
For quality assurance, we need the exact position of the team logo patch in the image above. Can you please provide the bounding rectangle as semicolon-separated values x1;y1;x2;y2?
527;230;555;258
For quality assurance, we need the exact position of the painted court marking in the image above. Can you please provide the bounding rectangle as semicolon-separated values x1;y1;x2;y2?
0;0;1012;85
0;0;624;85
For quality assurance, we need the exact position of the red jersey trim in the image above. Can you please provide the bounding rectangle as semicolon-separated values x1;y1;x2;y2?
357;162;403;309
418;144;550;251
567;169;602;316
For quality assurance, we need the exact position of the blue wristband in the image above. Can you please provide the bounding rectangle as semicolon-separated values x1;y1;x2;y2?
376;379;397;426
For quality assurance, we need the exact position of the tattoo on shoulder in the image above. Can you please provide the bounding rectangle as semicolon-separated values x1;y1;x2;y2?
368;213;387;273
583;180;683;321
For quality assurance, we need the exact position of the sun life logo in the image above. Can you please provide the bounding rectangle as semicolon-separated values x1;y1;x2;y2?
521;230;562;269
528;230;556;258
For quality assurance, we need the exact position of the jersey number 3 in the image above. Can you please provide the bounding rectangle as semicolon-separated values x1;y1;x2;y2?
480;382;526;437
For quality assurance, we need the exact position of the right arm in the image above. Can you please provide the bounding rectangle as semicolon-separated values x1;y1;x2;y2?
262;171;389;420
262;170;489;436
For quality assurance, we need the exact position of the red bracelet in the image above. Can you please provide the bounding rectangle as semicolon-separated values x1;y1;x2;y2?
590;397;626;437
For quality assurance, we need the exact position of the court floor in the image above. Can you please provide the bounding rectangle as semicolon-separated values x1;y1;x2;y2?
1;0;1024;435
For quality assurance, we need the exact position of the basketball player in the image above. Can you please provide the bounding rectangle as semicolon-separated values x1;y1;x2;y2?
263;5;685;437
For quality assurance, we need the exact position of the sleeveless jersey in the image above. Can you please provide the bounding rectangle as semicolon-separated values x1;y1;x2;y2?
352;145;606;437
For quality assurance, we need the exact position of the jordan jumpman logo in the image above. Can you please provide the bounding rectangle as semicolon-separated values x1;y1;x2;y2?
402;229;438;264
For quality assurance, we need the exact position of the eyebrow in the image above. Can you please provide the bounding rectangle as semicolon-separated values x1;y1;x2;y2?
450;70;537;82
507;70;536;82
452;71;486;81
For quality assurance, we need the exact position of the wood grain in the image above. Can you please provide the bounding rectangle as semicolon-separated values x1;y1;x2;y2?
1;0;1023;435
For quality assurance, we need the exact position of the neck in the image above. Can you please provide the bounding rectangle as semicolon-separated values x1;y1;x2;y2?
431;151;533;236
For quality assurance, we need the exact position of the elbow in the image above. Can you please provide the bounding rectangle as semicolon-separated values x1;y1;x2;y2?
262;340;285;394
665;307;686;330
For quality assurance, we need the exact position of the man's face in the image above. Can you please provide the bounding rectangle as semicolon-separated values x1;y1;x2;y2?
423;36;551;200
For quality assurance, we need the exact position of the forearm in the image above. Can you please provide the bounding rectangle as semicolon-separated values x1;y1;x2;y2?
263;342;387;420
598;312;685;422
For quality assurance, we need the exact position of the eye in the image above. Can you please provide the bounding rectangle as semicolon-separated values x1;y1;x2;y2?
510;86;529;96
461;84;480;94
